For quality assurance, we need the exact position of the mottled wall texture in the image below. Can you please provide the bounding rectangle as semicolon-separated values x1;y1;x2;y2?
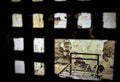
55;39;115;80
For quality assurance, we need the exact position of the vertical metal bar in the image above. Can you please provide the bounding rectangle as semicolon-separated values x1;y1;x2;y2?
70;53;72;76
97;54;99;77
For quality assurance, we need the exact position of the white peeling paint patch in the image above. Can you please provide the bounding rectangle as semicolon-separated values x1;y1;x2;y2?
77;13;91;29
103;12;116;29
33;38;44;53
13;38;24;51
34;62;45;76
33;14;44;28
15;60;25;74
12;14;23;27
54;13;67;28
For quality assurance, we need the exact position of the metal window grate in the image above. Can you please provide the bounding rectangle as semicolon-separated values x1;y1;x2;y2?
1;0;120;81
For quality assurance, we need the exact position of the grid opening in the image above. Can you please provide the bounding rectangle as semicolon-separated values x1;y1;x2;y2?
11;0;21;2
33;38;45;53
54;13;67;29
12;14;23;27
32;0;43;2
77;13;91;29
34;62;45;76
14;60;25;74
13;37;24;51
103;12;116;29
33;14;44;28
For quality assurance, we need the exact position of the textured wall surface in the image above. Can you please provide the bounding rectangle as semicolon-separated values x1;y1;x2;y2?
54;39;115;80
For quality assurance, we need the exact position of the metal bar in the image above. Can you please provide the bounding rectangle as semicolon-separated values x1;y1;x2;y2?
71;53;100;56
70;52;100;77
70;53;72;76
71;58;98;60
97;54;99;77
58;63;71;75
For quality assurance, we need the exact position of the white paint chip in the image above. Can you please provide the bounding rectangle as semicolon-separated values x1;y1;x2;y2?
34;62;45;76
15;60;25;74
12;14;23;27
103;12;116;29
33;14;44;28
13;38;24;51
34;38;44;53
54;13;67;28
77;13;91;29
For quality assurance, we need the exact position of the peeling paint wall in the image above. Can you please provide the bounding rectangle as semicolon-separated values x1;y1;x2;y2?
54;39;115;80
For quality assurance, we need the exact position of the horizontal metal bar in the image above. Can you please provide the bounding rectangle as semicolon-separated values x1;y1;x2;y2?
71;58;98;60
70;53;100;56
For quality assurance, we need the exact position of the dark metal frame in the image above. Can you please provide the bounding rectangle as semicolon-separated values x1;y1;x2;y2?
1;0;120;81
70;53;99;77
